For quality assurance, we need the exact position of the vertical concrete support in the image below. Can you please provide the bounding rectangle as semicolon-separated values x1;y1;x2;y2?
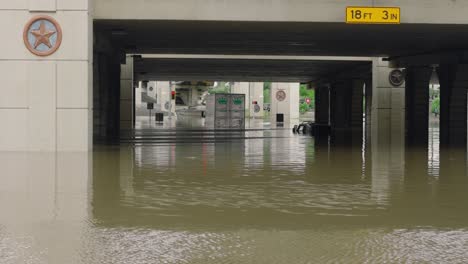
364;79;373;141
147;81;157;102
370;58;406;198
437;64;468;148
156;81;173;114
405;67;432;146
0;0;92;151
94;31;121;142
330;81;348;130
315;85;329;125
350;80;365;130
371;58;406;150
330;80;363;129
120;56;134;131
135;81;142;107
270;83;299;127
249;82;264;118
0;152;92;262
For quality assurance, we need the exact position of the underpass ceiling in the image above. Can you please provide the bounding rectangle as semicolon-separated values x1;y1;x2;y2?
95;20;468;57
95;19;468;82
133;58;370;83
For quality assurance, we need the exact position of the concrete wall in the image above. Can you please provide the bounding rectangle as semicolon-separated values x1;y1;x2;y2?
0;0;92;151
94;0;468;24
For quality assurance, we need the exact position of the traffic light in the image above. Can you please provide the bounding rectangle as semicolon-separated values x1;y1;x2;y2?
171;91;176;100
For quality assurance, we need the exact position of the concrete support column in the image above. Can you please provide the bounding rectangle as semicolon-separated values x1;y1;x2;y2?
364;79;373;140
270;83;300;127
437;64;468;148
330;80;363;130
405;67;432;146
249;82;264;118
156;81;173;114
350;80;365;130
369;59;406;200
120;56;134;131
371;58;406;150
0;0;92;151
93;51;120;142
329;79;363;144
330;81;347;129
315;85;329;125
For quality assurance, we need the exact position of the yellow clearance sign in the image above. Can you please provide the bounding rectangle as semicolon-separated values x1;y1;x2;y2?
346;7;400;24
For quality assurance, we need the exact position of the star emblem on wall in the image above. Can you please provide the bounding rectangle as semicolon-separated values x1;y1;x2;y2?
23;15;62;56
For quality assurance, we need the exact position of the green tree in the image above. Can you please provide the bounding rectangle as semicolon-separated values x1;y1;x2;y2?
209;82;229;94
431;97;440;115
299;84;315;111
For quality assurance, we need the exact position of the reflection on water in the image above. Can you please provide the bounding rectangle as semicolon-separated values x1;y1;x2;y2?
2;125;468;263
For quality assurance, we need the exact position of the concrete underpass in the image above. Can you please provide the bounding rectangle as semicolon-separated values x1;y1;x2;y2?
92;16;468;152
5;2;468;263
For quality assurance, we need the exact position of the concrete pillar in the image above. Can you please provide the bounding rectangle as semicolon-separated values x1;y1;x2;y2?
364;79;373;141
0;0;92;151
147;81;157;102
156;81;174;115
370;58;406;200
315;85;329;125
270;82;299;127
350;80;365;130
0;152;91;263
120;56;134;131
405;67;432;146
93;51;120;142
437;64;468;148
330;81;347;130
249;82;264;118
330;79;363;130
329;79;363;144
371;58;406;150
135;81;142;107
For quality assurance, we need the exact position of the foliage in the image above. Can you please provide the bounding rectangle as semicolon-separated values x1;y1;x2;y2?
209;82;229;94
299;102;311;114
431;97;440;115
299;84;315;111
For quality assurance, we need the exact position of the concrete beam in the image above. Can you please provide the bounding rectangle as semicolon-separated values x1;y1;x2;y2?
94;0;468;24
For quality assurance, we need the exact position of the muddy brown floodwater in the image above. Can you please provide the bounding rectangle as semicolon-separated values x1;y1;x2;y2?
1;124;468;263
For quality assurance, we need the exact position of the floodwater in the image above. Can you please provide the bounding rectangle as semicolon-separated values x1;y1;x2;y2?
2;121;468;263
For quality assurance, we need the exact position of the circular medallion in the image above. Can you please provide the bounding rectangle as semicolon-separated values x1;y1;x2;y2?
276;90;287;102
23;15;62;57
389;69;405;87
254;104;261;113
149;87;154;91
164;101;170;110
